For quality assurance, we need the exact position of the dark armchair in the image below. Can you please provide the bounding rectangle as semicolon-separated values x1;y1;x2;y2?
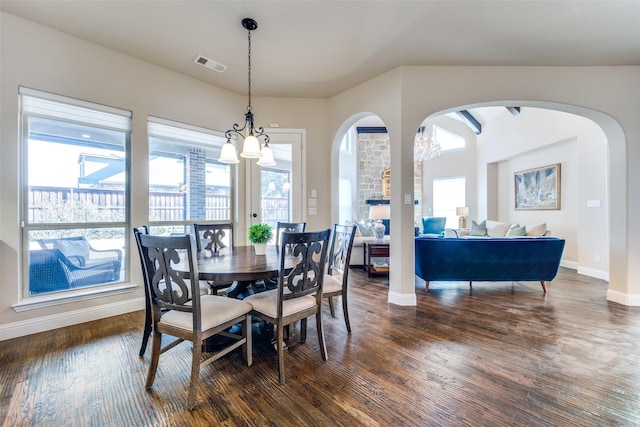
37;236;122;279
29;248;119;294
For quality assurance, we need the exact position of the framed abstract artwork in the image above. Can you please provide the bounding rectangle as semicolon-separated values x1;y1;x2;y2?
514;163;561;210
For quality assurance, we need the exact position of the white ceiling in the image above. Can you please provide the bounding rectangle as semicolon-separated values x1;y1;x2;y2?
2;1;639;99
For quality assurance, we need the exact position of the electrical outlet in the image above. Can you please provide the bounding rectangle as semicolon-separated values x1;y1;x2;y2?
594;255;601;263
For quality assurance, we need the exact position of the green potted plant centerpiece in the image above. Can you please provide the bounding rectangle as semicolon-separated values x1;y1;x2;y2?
248;223;272;255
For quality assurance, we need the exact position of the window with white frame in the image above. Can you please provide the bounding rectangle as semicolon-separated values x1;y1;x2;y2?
433;177;465;229
20;87;131;296
338;178;353;225
340;129;352;153
147;118;232;238
434;125;465;152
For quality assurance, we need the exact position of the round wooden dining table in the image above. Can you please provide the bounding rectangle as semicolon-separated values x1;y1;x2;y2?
191;245;298;298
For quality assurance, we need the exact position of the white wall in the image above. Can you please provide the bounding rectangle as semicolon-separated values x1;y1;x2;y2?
0;12;331;338
496;139;579;261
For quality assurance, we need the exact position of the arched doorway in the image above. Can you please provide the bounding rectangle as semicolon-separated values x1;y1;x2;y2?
332;101;625;303
415;105;609;281
334;113;389;227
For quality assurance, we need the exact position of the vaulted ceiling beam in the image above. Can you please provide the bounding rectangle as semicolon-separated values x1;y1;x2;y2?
456;110;482;135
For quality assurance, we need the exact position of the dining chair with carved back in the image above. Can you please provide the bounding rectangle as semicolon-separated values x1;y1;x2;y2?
262;221;307;292
134;226;211;358
194;222;234;253
132;225;151;357
322;224;357;334
243;228;331;385
275;221;306;250
134;230;253;410
194;222;235;295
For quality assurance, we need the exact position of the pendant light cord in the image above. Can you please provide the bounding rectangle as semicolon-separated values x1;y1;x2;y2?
247;28;252;113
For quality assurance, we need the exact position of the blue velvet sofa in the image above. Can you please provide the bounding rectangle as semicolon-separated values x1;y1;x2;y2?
414;237;565;293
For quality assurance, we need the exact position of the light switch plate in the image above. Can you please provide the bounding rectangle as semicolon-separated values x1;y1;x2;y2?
308;207;317;216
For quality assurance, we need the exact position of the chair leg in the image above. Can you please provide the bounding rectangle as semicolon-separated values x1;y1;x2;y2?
276;323;286;385
540;281;547;293
315;311;328;361
327;296;336;317
243;314;253;366
139;289;152;357
145;329;162;390
187;337;203;410
139;314;152;357
284;324;290;341
341;293;351;335
299;318;307;343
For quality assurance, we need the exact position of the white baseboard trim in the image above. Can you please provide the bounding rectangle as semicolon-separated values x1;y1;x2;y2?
577;266;609;281
1;297;144;341
607;289;640;306
388;291;417;306
560;260;578;270
561;260;609;281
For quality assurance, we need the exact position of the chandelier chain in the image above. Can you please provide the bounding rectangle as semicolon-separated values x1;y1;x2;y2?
247;28;252;112
219;18;274;166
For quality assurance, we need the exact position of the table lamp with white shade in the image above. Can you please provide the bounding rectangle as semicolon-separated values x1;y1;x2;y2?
456;206;469;229
369;204;390;242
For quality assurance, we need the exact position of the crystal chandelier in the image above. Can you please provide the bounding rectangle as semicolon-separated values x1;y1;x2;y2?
414;126;440;161
218;18;276;167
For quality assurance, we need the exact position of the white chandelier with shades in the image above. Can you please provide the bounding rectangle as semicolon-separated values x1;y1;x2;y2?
218;18;276;167
414;126;441;161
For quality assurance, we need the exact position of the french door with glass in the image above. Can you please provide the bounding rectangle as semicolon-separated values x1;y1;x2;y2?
247;129;304;244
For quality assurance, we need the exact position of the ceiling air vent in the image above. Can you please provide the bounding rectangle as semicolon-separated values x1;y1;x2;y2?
193;55;227;73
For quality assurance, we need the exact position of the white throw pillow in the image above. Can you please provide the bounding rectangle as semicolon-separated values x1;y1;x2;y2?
355;219;374;237
345;220;361;237
526;222;547;236
485;220;512;237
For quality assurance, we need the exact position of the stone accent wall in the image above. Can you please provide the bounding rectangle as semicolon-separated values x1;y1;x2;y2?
357;132;423;226
358;133;390;220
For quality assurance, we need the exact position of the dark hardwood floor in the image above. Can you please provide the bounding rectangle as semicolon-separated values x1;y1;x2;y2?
2;268;640;426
